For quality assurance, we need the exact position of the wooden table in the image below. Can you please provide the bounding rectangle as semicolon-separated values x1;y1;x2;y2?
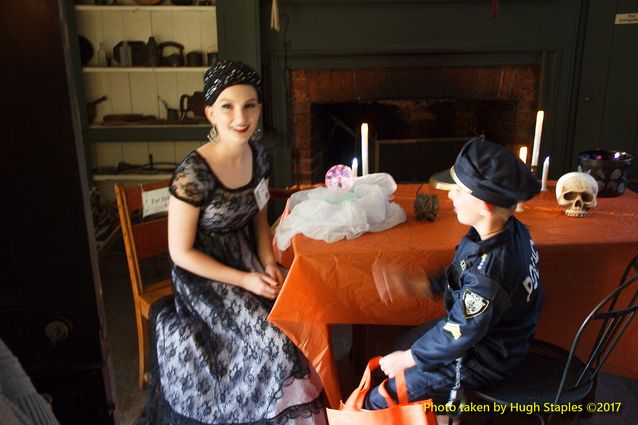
270;183;638;408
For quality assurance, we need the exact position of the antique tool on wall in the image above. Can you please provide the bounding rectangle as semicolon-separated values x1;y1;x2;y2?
159;96;180;122
86;95;107;124
180;91;206;120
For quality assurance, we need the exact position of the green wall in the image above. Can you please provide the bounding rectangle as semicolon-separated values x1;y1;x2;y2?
216;0;637;187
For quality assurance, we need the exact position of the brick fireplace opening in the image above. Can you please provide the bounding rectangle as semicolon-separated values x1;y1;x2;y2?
289;65;539;184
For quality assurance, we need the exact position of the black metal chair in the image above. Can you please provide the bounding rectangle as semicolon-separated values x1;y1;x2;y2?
472;254;638;425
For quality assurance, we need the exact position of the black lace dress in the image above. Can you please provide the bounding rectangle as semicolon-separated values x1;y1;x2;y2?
147;141;326;425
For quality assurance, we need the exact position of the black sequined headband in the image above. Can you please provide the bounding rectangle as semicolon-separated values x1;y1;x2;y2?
203;60;262;105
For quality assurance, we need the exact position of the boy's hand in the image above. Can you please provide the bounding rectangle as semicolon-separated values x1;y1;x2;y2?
372;260;434;304
379;350;416;378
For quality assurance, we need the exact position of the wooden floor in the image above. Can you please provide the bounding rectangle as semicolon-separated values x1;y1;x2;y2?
100;246;147;425
100;244;638;425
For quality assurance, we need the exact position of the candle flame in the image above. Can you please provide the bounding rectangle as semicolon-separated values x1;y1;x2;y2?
361;123;368;137
519;146;528;164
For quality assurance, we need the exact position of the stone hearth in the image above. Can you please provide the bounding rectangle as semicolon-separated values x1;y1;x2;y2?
289;65;539;183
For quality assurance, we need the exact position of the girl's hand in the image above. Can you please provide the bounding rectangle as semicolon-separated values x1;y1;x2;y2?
264;263;284;286
241;272;280;299
379;350;416;378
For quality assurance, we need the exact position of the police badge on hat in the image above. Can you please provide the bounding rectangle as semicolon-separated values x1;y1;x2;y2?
462;289;490;319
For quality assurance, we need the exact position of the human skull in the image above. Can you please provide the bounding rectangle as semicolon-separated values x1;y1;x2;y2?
555;172;598;218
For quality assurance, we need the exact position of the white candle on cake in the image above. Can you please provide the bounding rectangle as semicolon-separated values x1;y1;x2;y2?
519;146;528;165
541;156;550;191
517;146;529;212
531;110;544;168
361;123;369;176
351;157;358;177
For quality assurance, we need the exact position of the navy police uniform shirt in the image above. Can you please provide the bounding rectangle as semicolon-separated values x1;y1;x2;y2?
411;216;543;379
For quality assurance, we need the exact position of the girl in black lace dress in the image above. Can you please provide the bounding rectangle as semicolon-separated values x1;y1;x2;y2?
147;60;326;425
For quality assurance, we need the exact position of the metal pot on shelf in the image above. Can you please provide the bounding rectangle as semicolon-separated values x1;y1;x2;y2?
159;41;184;67
186;51;203;67
206;46;217;66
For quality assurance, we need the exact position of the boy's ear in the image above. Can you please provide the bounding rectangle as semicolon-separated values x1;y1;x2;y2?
478;200;494;217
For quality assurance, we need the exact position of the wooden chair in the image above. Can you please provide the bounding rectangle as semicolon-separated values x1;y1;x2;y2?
114;180;173;389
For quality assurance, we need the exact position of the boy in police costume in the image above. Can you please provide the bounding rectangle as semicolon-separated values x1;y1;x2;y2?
364;137;544;412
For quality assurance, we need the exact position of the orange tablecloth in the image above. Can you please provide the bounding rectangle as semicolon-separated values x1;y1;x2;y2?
269;183;638;408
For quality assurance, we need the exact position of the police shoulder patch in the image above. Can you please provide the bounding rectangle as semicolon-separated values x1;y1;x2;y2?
462;289;490;319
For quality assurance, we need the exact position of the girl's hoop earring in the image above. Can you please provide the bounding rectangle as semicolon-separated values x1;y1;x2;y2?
207;125;219;144
250;126;263;142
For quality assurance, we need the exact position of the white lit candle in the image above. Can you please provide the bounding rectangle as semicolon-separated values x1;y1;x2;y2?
531;110;544;168
361;123;369;176
351;157;358;178
519;146;528;165
541;156;550;191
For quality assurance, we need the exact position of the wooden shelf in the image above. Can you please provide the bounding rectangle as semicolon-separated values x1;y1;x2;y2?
75;2;216;144
83;66;210;73
86;124;209;142
75;5;215;12
90;123;208;129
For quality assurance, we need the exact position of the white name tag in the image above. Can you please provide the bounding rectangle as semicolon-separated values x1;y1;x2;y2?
254;178;270;211
142;187;170;217
615;13;638;24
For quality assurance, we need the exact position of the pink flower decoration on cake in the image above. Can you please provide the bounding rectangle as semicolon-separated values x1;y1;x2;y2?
325;164;354;191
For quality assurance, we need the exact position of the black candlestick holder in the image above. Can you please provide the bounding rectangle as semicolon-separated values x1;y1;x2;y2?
530;165;538;177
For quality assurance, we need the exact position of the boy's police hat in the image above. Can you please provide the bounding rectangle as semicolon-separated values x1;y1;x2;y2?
430;137;541;208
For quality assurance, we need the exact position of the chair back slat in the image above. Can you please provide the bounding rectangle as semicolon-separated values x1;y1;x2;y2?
125;180;171;213
589;272;638;373
555;254;638;403
594;313;636;375
114;180;171;296
133;217;169;260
